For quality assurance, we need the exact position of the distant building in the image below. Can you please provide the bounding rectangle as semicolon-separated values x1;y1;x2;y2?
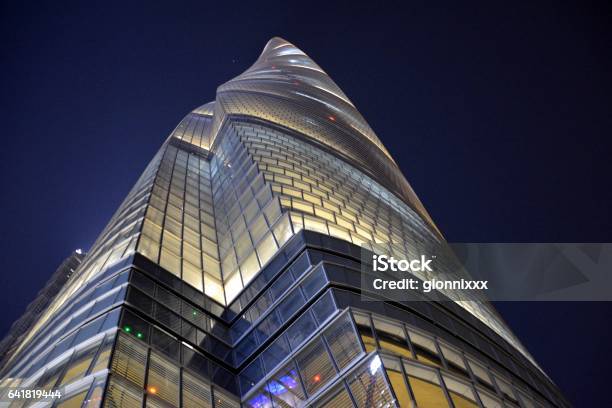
0;38;568;407
0;250;85;368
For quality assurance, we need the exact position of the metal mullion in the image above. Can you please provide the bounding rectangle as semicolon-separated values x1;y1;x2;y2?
438;369;458;408
141;347;152;408
397;356;418;407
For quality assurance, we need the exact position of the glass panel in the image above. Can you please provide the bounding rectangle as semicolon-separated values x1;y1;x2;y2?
353;312;377;353
477;388;503;408
373;317;411;358
244;387;273;408
386;367;412;408
267;362;307;408
295;338;336;396
443;375;479;408
104;377;143;408
59;344;97;385
56;390;88;408
404;362;449;408
347;356;396;408
146;352;180;407
182;371;212;408
286;311;317;350
408;330;441;367
83;378;105;408
90;335;114;374
312;384;353;408
111;334;148;387
467;359;492;385
382;355;412;408
439;343;466;371
408;376;449;407
323;314;362;370
493;373;516;401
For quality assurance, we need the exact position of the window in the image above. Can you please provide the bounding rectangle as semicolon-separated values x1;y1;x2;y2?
347;355;395;407
183;372;212;408
295;339;336;396
266;362;307;408
439;343;466;372
59;344;97;386
56;390;89;408
373;317;411;358
105;376;143;408
382;356;412;408
443;375;479;408
408;329;441;367
352;312;376;352
323;314;362;370
404;362;449;408
111;334;148;387
146;352;180;407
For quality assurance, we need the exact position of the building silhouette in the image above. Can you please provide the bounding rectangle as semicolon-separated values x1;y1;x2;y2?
0;38;567;408
0;250;85;368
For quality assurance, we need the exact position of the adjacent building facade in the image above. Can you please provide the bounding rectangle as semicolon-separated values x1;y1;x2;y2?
0;250;85;368
0;38;568;407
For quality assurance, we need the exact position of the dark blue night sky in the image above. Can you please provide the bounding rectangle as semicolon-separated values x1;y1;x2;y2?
1;1;611;405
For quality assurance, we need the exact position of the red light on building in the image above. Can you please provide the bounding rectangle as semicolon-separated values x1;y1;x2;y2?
313;374;321;383
328;115;336;121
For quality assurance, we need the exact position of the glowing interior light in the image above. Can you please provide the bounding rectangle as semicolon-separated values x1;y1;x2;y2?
328;115;336;121
369;355;382;375
136;332;144;339
265;381;287;395
148;386;157;394
313;374;321;383
192;310;198;316
123;325;132;333
279;374;298;389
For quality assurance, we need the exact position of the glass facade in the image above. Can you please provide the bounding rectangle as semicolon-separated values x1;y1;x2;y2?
0;37;568;407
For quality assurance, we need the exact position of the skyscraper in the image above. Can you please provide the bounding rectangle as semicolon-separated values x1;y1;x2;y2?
0;38;567;407
0;250;85;368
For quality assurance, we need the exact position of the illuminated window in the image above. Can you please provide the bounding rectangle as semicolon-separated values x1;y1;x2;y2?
373;317;412;359
295;339;336;395
59;345;97;386
352;312;377;352
56;390;88;408
382;356;413;408
439;343;466;372
146;352;180;406
405;367;449;408
408;329;441;367
443;375;479;408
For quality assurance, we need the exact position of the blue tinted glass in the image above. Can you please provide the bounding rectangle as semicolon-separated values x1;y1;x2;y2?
100;308;121;331
289;252;310;279
234;332;258;365
269;270;294;301
300;266;327;299
240;358;264;396
261;335;290;373
286;311;317;350
311;290;337;324
277;289;305;322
